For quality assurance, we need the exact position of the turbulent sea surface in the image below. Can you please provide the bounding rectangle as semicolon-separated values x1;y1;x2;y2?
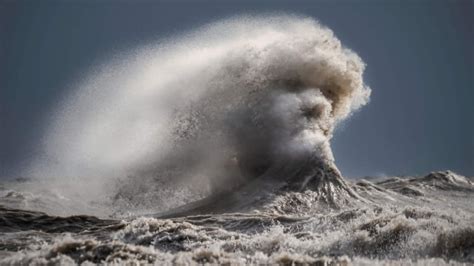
0;171;473;265
1;15;472;265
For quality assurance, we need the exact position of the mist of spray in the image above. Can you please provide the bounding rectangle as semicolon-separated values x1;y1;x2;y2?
25;15;370;214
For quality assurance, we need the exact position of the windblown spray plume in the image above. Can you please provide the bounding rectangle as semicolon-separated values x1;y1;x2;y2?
24;15;370;216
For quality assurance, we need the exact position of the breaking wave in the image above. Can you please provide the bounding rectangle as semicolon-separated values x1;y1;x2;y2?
23;15;370;216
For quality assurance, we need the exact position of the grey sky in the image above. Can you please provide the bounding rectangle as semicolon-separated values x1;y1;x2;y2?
1;0;472;178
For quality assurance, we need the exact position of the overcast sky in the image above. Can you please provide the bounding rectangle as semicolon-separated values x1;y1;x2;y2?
1;0;472;178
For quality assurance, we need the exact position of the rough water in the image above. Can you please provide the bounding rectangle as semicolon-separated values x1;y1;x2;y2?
1;16;472;265
1;171;473;265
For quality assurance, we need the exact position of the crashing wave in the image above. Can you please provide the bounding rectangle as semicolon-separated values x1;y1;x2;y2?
18;15;371;217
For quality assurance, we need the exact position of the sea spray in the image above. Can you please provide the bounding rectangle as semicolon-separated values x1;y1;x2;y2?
25;15;370;216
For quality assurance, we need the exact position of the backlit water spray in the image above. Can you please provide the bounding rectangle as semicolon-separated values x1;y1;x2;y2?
24;15;371;216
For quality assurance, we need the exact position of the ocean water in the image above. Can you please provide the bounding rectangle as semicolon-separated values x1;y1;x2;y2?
0;171;473;265
1;15;472;265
